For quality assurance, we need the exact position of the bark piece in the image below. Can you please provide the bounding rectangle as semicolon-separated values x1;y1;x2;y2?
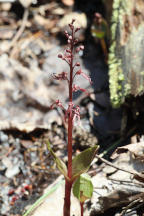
109;0;144;107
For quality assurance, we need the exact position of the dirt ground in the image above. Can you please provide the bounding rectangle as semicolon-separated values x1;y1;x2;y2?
0;0;144;216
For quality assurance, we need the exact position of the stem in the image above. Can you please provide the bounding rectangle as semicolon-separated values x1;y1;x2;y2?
68;29;74;179
63;180;72;216
80;202;84;216
63;27;74;216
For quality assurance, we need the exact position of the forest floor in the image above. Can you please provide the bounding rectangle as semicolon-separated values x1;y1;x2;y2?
0;0;144;215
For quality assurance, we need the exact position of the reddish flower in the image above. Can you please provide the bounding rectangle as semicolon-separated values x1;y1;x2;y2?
58;54;63;58
73;105;80;125
53;72;68;81
65;102;74;120
50;100;65;110
76;69;92;84
72;84;90;96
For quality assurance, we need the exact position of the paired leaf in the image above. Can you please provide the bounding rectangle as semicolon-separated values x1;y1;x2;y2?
72;145;99;180
73;173;93;203
46;141;69;181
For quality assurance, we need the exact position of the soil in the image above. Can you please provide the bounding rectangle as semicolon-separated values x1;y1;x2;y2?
0;0;143;216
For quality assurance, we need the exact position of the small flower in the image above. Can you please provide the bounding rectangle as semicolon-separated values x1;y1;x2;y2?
76;69;92;84
75;62;80;67
53;72;68;81
50;100;64;110
65;102;74;120
80;45;84;50
74;39;78;44
73;105;81;125
58;54;63;58
75;47;80;53
75;45;84;53
69;23;74;30
66;49;71;53
72;84;90;96
68;35;72;40
75;27;81;33
72;19;75;24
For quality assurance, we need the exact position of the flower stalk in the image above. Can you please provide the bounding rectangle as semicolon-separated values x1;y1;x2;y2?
51;19;93;216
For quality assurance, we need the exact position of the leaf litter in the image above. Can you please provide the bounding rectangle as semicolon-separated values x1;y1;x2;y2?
0;0;143;216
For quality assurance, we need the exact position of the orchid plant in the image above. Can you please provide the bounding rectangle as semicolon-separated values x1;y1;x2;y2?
47;19;98;216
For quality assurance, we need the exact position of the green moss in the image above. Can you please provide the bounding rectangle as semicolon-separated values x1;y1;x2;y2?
108;0;124;107
124;83;131;96
108;0;133;107
138;85;144;94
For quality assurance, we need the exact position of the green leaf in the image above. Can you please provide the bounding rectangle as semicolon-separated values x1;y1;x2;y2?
46;141;69;181
72;145;99;180
73;173;93;203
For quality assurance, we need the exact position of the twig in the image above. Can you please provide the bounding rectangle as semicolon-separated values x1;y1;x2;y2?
120;198;142;216
9;8;29;53
107;177;144;187
95;154;138;176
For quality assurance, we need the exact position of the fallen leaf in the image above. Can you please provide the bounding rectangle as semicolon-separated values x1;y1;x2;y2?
111;142;144;161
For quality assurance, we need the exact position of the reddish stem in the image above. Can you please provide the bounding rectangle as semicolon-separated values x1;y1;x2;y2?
68;28;74;179
63;27;74;216
80;202;84;216
63;180;72;216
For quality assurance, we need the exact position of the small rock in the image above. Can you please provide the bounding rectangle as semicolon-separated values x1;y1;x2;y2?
0;131;8;143
43;110;62;128
5;163;20;178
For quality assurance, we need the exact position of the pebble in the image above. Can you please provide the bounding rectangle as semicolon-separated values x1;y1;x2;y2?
5;163;20;178
0;131;8;143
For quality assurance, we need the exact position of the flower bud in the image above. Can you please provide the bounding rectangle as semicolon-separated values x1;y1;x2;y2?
75;62;80;66
64;30;68;34
64;31;69;38
68;35;72;40
72;19;75;24
75;47;80;53
68;39;71;44
58;54;63;58
74;39;78;44
80;45;84;50
69;23;74;30
66;49;71;53
75;27;80;33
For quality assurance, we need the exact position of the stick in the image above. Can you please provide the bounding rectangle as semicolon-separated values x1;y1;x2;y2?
95;154;138;176
9;8;29;52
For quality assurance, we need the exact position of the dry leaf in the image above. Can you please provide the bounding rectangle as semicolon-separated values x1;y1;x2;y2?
111;142;144;161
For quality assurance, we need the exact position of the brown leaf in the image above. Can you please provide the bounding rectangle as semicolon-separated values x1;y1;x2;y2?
111;142;144;161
